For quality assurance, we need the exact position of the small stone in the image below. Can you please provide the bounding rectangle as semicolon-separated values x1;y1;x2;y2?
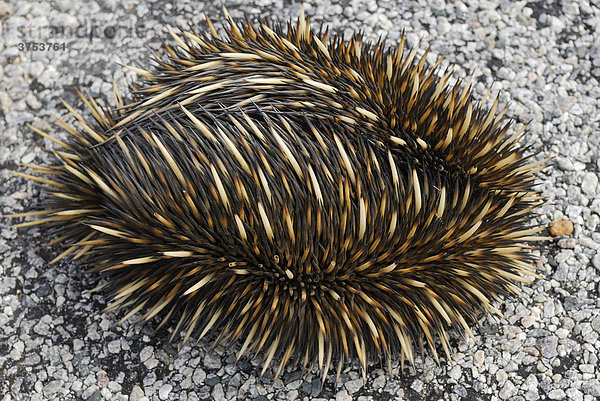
212;383;225;401
87;390;102;401
73;339;84;352
372;374;386;390
129;386;145;401
581;172;599;195
586;214;599;231
557;238;577;248
0;2;13;17
592;252;600;271
552;263;568;281
139;346;153;362
144;358;159;369
566;388;583;401
335;389;353;401
205;375;219;387
592;316;600;332
499;380;517;400
300;380;311;395
524;390;539;401
287;380;302;390
192;368;206;385
97;371;109;388
539;336;558;359
548;389;565;399
158;384;172;400
107;381;120;392
26;94;42;110
180;376;192;390
411;379;424;392
582;379;600;397
548;220;573;236
107;339;121;354
579;236;600;250
283;370;303;384
453;384;467;398
522;315;536;328
344;379;363;394
557;158;581;171
204;351;222;369
543;300;556;318
21;152;36;164
496;369;508;386
439;20;451;34
43;380;63;397
310;378;323;397
448;365;462;380
0;91;11;116
522;374;539;392
11;340;24;360
555;328;569;339
473;350;485;367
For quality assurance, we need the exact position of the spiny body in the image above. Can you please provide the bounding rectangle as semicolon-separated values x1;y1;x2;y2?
12;8;544;379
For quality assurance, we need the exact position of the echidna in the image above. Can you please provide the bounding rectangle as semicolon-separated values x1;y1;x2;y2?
11;8;545;379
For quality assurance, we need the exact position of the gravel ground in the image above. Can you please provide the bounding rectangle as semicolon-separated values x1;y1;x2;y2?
1;0;599;400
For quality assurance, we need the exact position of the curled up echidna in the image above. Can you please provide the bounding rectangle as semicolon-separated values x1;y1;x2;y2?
11;8;546;379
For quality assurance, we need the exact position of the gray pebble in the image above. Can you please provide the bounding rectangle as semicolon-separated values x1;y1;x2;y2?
211;383;225;401
591;316;600;332
142;372;155;388
154;349;171;365
454;384;467;397
582;379;600;397
310;378;323;397
86;390;102;401
593;252;600;271
586;214;599;231
287;379;302;390
499;380;517;400
139;346;153;363
283;370;303;384
107;339;121;354
557;238;578;249
566;388;583;401
539;336;558;359
344;378;363;394
203;351;222;370
158;384;172;400
335;389;353;401
548;389;565;399
473;350;485;367
579;236;599;250
522;374;539;393
555;328;569;339
43;380;63;397
411;378;424;392
204;375;219;387
557;158;585;171
448;365;462;380
192;368;206;385
144;358;159;369
552;263;568;281
0;1;13;17
581;172;599;195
